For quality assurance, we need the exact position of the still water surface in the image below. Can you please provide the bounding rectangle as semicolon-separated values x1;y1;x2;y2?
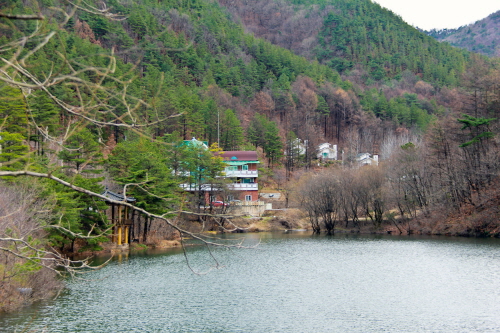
1;233;500;332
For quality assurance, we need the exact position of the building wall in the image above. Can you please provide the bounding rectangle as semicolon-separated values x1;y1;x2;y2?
237;190;259;201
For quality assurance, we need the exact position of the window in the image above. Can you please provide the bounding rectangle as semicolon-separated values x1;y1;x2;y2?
242;165;248;171
227;195;234;201
245;195;252;201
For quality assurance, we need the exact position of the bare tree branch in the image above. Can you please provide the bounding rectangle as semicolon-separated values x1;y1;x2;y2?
0;13;45;20
0;171;253;250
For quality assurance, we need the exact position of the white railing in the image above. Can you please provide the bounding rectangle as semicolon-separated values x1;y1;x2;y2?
180;184;218;191
223;169;258;177
230;201;265;206
228;183;258;190
180;183;258;191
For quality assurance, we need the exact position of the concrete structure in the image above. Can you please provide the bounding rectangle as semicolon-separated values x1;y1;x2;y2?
229;201;272;217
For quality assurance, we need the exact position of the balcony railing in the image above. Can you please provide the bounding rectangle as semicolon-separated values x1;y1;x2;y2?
223;169;258;177
180;183;218;191
180;183;258;191
228;183;258;190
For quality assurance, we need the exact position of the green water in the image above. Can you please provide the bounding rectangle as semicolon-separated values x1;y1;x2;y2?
1;233;500;332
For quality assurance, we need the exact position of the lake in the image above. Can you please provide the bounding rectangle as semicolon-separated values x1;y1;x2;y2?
1;232;500;332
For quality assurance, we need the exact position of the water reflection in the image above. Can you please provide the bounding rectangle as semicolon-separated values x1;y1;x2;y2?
1;233;500;332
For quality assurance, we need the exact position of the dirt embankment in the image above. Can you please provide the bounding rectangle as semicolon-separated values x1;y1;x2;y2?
73;200;500;261
229;208;310;232
0;268;62;313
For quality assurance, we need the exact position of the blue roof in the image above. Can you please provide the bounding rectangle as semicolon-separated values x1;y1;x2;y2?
102;189;136;203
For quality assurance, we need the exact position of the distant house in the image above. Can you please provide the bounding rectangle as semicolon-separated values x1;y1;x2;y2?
291;138;307;155
317;143;338;160
178;146;260;203
180;137;209;149
355;153;379;166
217;151;260;201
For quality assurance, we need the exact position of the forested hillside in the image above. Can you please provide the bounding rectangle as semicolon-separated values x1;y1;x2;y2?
427;10;500;58
2;0;500;311
219;0;471;85
215;0;500;143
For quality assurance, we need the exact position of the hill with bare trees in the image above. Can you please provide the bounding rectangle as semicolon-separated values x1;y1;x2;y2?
427;10;500;57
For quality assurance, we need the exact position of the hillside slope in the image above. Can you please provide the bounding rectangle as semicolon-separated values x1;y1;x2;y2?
218;0;471;85
427;11;500;57
3;0;496;155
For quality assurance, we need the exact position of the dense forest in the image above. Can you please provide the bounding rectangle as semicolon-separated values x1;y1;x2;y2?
1;0;500;312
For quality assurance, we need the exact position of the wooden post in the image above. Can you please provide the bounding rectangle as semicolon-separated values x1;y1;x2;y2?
131;209;136;241
124;226;129;244
111;204;116;243
117;226;122;245
118;205;122;224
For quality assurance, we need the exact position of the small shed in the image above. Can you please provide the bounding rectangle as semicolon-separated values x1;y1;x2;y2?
102;188;136;245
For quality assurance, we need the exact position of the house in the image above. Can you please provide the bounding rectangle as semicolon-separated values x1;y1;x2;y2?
217;151;259;201
178;144;260;203
317;143;338;160
356;153;379;166
177;137;209;152
290;138;307;155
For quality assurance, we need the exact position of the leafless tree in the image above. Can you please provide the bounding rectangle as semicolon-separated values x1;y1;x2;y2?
296;169;343;235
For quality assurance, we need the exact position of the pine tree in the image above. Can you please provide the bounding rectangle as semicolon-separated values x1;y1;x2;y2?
220;109;244;150
0;132;29;171
0;86;27;135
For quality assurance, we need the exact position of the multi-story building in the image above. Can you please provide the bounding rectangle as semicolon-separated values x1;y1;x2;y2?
217;151;259;201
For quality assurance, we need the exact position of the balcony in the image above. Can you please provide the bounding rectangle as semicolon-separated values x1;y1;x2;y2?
180;183;219;191
180;183;258;191
223;169;258;177
228;183;258;190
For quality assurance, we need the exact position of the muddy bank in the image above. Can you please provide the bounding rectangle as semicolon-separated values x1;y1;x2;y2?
0;268;62;313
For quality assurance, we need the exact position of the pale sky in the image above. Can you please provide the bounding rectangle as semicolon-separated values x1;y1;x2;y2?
372;0;500;30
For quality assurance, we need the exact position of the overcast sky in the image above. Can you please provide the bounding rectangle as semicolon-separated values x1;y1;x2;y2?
372;0;500;30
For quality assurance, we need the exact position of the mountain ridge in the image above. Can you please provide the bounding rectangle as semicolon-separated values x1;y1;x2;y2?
426;10;500;57
217;0;472;86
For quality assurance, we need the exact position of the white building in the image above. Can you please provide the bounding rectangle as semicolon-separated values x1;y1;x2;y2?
317;143;338;160
355;153;379;166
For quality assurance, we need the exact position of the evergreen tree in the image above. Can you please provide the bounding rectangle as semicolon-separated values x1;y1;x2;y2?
58;128;102;173
0;86;27;135
0;132;29;171
220;109;244;150
247;113;283;167
108;135;181;214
